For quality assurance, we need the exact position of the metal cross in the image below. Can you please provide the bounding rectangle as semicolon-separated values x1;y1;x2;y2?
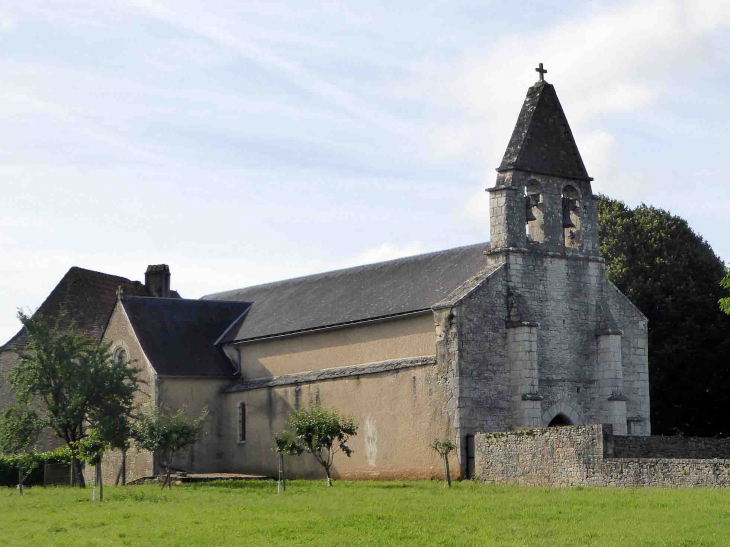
535;63;547;82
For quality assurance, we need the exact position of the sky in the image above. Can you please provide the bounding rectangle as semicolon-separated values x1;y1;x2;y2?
2;0;730;343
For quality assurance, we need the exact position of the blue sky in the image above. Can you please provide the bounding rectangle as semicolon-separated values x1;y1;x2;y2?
2;0;729;343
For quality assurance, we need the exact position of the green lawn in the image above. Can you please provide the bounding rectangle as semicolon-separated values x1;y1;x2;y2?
1;480;729;546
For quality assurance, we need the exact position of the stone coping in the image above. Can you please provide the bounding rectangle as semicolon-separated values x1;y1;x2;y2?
226;355;437;393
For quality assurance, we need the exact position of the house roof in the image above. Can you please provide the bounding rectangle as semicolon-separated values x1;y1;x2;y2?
498;81;591;181
203;241;491;343
121;297;251;377
1;267;180;352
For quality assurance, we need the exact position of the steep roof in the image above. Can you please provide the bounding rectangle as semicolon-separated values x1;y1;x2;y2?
498;81;591;181
122;297;251;376
1;267;179;352
203;241;491;343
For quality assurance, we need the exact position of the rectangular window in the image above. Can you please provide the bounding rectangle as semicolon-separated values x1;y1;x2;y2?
238;402;246;442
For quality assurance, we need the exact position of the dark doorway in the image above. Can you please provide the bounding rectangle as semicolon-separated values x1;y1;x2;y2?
548;413;572;427
465;435;475;479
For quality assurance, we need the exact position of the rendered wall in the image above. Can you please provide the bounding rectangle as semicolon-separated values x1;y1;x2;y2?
475;424;730;488
157;377;232;473
221;362;456;480
227;313;435;378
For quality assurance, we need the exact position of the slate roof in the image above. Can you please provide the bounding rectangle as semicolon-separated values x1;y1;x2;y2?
203;241;491;343
1;267;180;352
498;81;591;181
122;297;251;376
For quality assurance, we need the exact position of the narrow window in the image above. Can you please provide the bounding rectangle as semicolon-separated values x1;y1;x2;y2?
524;180;542;242
238;402;246;442
113;347;127;365
561;185;580;248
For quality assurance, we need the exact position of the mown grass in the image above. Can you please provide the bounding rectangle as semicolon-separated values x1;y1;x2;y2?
2;480;729;546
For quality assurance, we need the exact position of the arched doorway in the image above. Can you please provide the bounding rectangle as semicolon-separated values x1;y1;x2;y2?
548;413;573;427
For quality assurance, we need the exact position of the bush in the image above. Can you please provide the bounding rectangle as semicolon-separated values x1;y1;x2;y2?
0;447;73;487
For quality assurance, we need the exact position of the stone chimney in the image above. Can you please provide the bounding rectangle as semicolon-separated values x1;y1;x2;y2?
145;264;171;298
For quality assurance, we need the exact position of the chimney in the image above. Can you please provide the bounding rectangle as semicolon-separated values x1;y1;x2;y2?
145;264;171;298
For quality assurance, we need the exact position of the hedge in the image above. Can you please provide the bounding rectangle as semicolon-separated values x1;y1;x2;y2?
0;447;73;487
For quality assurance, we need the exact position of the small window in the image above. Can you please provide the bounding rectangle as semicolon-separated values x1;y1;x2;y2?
113;347;127;365
238;402;246;443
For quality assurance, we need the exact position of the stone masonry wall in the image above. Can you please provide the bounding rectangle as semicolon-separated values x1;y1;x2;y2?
613;435;730;459
475;424;730;488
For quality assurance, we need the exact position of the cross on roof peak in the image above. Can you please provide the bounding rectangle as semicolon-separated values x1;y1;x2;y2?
535;63;547;82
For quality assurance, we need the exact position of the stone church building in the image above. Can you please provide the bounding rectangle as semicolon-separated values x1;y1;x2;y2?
2;71;651;483
94;73;650;483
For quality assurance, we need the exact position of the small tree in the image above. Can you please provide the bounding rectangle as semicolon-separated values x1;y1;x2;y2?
284;405;357;487
0;407;43;495
430;439;456;488
132;405;208;489
271;430;303;493
10;312;142;487
73;431;109;501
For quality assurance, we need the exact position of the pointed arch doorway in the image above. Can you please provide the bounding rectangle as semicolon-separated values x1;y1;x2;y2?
547;413;573;427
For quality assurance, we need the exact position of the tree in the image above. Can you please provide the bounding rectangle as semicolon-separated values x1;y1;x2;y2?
271;430;303;493
430;439;456;488
598;197;730;436
720;269;730;315
73;431;109;501
284;405;357;487
9;311;142;487
132;405;208;489
0;407;43;495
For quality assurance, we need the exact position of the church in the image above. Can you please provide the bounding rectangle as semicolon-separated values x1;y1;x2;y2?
2;67;651;483
94;67;650;483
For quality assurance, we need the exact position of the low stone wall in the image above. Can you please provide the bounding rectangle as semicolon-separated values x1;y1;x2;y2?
613;435;730;459
475;424;730;488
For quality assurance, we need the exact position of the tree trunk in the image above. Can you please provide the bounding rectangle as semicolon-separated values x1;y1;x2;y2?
115;450;127;486
444;456;452;488
325;466;332;487
72;457;86;488
98;463;103;502
162;465;172;490
277;453;286;493
281;454;286;492
18;466;23;496
92;468;97;501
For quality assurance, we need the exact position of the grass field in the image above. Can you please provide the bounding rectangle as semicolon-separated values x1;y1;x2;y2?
2;480;729;546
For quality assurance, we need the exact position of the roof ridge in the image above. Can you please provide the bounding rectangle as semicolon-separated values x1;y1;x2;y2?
204;241;490;299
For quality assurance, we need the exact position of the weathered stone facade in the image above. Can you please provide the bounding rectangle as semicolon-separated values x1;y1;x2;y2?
432;79;650;477
475;424;730;488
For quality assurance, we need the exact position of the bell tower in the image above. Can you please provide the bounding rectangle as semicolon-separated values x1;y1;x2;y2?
487;65;599;256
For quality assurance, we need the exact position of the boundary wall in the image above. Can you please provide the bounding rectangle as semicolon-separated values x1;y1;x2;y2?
475;424;730;487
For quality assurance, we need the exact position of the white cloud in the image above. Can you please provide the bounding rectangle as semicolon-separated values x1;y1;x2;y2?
0;12;15;31
430;0;730;188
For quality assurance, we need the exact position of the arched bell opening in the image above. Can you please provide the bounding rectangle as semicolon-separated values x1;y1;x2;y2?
561;185;581;249
524;180;543;243
547;413;573;427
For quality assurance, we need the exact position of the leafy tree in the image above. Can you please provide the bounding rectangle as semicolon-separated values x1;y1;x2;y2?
283;405;357;486
430;439;456;488
0;407;43;495
598;197;730;436
720;269;730;315
73;430;109;501
9;311;142;487
271;430;303;493
132;405;208;489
